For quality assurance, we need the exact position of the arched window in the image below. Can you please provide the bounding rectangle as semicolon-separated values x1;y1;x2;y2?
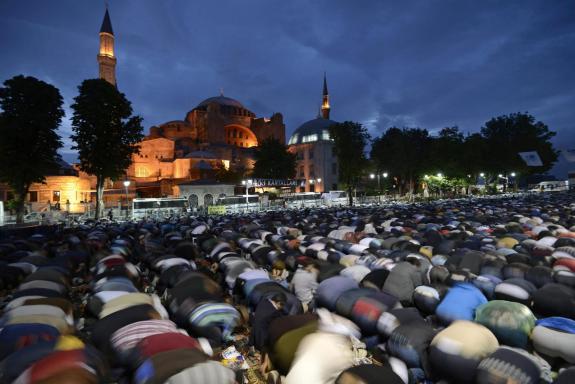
188;194;198;208
136;167;149;177
233;129;237;138
204;194;213;206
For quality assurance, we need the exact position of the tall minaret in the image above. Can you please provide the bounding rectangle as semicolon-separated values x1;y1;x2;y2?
321;72;330;119
98;7;116;86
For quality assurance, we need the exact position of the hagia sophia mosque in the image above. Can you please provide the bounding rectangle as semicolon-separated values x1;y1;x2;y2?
1;8;342;212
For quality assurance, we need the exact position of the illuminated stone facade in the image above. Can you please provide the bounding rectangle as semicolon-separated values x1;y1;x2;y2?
127;95;285;196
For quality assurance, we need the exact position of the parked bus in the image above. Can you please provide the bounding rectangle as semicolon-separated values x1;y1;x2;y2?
215;195;260;213
283;192;322;208
321;190;348;206
528;181;569;193
132;197;187;219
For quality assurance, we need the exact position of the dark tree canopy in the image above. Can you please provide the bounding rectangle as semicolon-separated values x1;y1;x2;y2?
329;121;370;206
0;75;64;223
215;163;246;184
370;112;558;197
70;79;143;218
428;127;466;178
252;137;296;180
371;127;431;195
480;112;558;176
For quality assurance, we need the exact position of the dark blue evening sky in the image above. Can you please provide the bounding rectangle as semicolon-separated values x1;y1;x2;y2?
1;0;574;176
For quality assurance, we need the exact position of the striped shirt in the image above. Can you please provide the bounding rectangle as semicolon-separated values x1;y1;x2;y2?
164;361;235;384
188;303;240;339
111;319;178;353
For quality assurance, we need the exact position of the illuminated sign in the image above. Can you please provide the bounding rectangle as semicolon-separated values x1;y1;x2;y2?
251;179;302;187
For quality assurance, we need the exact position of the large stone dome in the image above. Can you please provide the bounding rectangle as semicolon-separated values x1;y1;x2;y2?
288;117;338;145
197;95;245;109
193;95;255;117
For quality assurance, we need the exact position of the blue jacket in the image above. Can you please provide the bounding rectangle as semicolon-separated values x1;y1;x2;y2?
435;283;487;324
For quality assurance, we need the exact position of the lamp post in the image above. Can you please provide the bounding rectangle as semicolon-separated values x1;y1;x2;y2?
369;172;388;195
123;180;131;219
436;172;443;199
370;172;388;202
241;179;253;212
497;174;510;193
510;172;517;191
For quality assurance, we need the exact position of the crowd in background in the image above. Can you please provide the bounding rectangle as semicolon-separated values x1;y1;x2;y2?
1;192;575;383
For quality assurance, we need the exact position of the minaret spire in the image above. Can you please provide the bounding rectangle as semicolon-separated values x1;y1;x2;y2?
321;72;330;119
98;6;117;86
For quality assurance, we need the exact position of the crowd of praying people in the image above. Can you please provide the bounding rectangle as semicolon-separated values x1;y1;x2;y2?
1;192;575;383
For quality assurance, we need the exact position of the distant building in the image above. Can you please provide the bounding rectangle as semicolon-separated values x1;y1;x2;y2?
174;179;235;208
288;74;339;193
26;160;91;213
129;94;285;196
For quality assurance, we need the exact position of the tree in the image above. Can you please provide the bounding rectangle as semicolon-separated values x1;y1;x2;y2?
70;79;143;219
0;75;64;223
371;127;431;195
480;112;558;178
427;127;466;178
462;132;489;179
252;137;296;179
329;121;370;206
214;162;246;184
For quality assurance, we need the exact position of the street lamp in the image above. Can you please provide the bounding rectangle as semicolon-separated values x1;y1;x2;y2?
370;173;388;198
497;174;511;192
123;180;131;219
510;172;517;191
437;173;443;178
241;179;253;212
480;172;485;177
